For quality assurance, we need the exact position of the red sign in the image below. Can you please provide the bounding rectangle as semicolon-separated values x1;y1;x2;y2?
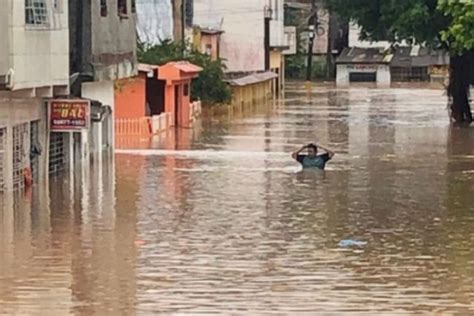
49;100;90;132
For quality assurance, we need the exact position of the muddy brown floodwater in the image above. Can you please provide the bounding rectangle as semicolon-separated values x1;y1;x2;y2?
1;83;474;315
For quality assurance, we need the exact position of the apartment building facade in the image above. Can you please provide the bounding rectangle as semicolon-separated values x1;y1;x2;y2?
0;0;69;192
69;0;138;156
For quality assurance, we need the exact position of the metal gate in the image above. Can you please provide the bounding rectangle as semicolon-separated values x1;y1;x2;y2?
0;128;6;192
49;132;66;174
12;123;29;190
30;121;40;182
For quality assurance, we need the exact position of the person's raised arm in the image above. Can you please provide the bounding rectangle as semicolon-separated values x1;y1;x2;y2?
292;145;307;160
317;143;335;158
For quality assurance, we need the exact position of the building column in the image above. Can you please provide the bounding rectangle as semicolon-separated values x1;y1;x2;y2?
4;125;13;192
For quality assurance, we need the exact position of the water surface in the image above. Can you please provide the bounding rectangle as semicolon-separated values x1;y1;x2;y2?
1;83;474;314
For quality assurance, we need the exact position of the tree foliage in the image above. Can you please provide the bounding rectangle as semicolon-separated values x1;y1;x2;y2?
327;0;449;47
439;0;474;54
138;40;232;105
327;0;473;123
327;0;473;54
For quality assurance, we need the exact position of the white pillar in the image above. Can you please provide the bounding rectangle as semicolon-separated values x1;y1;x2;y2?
377;64;391;88
336;64;350;87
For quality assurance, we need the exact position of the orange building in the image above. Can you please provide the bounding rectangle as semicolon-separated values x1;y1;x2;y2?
158;62;202;128
114;62;202;138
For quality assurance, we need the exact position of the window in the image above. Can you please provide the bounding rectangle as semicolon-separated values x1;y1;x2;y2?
185;0;193;27
117;0;127;17
100;0;108;17
25;0;49;26
184;84;189;97
53;0;62;13
205;44;212;56
131;0;136;13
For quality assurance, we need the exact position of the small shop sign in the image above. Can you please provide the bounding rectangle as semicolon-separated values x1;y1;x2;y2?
48;99;90;132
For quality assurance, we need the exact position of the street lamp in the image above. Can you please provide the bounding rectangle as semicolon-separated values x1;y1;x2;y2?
264;5;273;19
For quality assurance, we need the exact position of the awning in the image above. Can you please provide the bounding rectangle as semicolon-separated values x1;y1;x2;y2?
158;61;203;82
336;47;392;65
138;63;159;73
225;71;278;86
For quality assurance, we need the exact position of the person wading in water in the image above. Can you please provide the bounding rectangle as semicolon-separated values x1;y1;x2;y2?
292;143;335;170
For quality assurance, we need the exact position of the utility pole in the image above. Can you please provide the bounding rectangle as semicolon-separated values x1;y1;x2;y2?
306;1;318;82
264;5;273;71
181;0;186;58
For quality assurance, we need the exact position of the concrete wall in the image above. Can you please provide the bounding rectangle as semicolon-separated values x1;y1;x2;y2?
0;1;11;77
336;65;349;86
376;65;391;87
115;76;146;118
136;0;174;45
270;0;285;48
82;81;115;154
91;0;137;81
7;1;69;91
194;0;266;72
201;34;220;60
349;23;390;49
336;64;391;87
0;95;47;192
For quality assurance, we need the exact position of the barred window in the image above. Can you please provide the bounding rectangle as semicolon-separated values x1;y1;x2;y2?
100;0;108;17
118;0;127;17
25;0;49;26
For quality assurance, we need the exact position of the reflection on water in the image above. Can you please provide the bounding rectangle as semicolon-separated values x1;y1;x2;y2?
1;83;474;314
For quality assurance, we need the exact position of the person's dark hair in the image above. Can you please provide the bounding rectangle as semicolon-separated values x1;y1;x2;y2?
307;143;318;151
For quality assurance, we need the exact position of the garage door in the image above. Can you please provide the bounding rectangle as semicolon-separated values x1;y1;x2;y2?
350;72;376;82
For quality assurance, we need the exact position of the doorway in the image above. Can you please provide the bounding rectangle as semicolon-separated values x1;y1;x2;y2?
174;85;180;127
349;72;377;82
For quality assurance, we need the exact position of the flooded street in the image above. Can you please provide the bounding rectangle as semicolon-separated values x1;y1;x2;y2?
1;83;474;314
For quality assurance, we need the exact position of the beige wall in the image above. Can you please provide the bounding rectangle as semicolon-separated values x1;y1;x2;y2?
194;0;266;72
91;0;137;81
0;2;11;77
201;34;219;60
7;1;69;92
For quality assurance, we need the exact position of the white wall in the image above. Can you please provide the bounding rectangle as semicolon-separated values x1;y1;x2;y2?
376;65;391;87
283;27;297;55
194;0;266;72
9;0;69;91
136;0;174;45
336;64;392;87
270;0;285;48
0;1;11;77
336;65;349;87
82;81;115;154
349;23;390;49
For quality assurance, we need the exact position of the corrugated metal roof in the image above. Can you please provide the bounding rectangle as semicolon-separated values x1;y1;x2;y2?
138;63;159;73
391;48;450;68
336;47;390;64
225;72;278;86
201;28;224;35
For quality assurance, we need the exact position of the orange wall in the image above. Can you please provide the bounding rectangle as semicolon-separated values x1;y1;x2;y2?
164;81;193;128
115;74;146;118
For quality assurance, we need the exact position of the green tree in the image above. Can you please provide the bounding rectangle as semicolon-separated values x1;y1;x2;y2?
327;0;473;124
137;40;232;105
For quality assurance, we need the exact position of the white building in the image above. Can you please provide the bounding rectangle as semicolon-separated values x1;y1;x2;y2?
0;0;70;192
193;0;287;92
